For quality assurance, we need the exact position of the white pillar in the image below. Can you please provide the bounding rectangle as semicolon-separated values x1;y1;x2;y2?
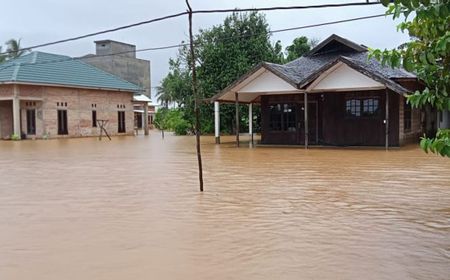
143;103;149;136
13;85;21;137
214;101;220;144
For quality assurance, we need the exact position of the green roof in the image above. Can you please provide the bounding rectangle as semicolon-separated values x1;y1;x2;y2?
0;52;142;92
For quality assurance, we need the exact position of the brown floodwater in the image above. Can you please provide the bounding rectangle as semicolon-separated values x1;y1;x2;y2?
0;132;449;280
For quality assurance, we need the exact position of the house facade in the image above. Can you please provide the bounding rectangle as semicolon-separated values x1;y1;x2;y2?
82;40;152;135
0;52;141;140
211;35;424;147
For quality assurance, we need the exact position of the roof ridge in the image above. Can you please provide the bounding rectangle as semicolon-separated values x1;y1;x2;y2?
11;63;21;81
31;52;38;63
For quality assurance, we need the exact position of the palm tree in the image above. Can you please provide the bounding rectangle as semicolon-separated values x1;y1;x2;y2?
0;47;6;63
156;85;173;108
5;39;29;59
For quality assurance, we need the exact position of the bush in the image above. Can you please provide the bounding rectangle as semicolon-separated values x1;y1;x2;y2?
154;108;192;135
10;133;20;141
173;120;190;135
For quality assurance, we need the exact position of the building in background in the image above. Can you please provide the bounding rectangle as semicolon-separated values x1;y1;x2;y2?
0;52;141;140
82;40;151;97
133;94;158;132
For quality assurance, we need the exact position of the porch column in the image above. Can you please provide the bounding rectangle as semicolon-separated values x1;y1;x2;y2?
214;101;220;144
304;92;309;149
143;102;149;135
13;85;21;137
235;92;240;147
248;103;253;145
385;89;389;150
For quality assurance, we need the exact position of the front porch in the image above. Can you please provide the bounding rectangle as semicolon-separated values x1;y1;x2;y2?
0;93;43;140
211;61;398;149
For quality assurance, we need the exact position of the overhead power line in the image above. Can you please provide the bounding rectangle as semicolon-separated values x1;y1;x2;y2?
0;12;390;72
192;2;382;14
0;12;188;55
0;2;383;56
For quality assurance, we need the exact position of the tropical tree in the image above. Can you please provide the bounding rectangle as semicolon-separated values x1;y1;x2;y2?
285;36;313;62
371;0;450;157
158;12;284;133
0;38;29;63
0;47;6;63
5;39;28;59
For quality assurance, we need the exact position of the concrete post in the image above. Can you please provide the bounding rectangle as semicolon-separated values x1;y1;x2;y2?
214;101;220;144
143;103;149;135
13;85;21;138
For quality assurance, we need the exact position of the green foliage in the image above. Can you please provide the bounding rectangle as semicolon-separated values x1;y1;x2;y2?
285;36;313;62
420;129;450;157
154;108;191;135
0;39;29;63
158;12;313;135
10;133;20;141
371;0;450;157
156;58;193;108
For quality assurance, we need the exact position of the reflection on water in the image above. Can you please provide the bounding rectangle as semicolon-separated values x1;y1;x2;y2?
0;132;449;280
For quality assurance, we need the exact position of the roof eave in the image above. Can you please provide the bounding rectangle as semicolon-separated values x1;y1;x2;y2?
298;56;411;96
210;62;298;102
0;81;140;93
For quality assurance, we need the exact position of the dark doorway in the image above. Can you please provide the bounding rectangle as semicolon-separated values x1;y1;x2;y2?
118;111;126;133
57;110;68;135
262;98;318;145
135;112;143;129
26;109;36;135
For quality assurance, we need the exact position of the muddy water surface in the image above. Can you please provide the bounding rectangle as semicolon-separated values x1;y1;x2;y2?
0;132;449;280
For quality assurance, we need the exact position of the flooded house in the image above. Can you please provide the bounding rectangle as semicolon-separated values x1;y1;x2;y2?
133;93;158;131
211;34;426;147
0;52;142;140
82;40;152;135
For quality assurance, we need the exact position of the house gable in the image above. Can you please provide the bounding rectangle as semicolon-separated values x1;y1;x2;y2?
238;70;297;93
307;34;367;56
307;62;385;92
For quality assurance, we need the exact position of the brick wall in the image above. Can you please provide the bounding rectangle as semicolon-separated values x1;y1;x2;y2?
15;85;134;139
0;100;13;138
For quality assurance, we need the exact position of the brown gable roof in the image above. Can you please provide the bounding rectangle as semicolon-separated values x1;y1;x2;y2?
306;34;367;56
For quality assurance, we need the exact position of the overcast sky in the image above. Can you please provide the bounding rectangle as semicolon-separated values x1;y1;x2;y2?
0;0;409;100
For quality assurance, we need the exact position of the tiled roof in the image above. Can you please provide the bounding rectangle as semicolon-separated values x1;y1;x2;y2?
211;35;417;101
0;52;142;92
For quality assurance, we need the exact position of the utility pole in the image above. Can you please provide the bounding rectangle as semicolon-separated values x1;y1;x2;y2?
186;0;204;192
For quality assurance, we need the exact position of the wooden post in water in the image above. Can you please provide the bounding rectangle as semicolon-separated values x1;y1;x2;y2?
385;89;389;151
304;92;309;149
186;0;204;192
249;102;253;146
235;92;240;147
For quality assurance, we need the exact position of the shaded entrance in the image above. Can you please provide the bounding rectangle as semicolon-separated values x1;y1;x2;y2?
261;95;318;145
